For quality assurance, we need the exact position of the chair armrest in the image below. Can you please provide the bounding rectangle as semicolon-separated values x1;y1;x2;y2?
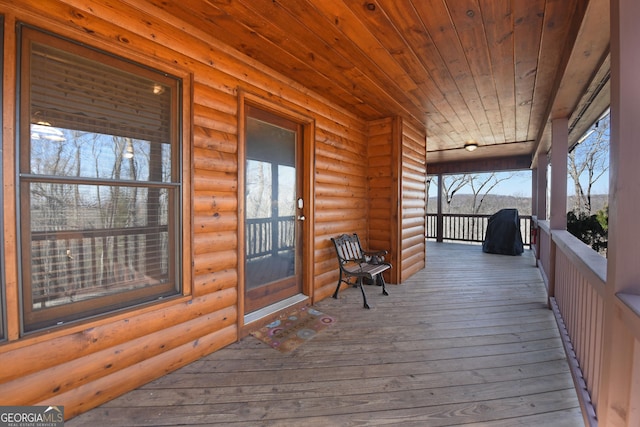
363;249;387;257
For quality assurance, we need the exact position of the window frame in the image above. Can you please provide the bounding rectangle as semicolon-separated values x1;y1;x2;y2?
17;25;184;333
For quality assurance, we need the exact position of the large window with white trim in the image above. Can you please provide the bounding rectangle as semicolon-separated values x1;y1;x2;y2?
18;26;182;332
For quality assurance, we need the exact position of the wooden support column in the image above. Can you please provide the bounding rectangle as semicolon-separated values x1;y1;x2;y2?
550;118;568;230
535;154;549;265
547;120;568;304
531;167;539;260
531;168;538;219
537;154;548;221
436;173;443;242
599;1;640;424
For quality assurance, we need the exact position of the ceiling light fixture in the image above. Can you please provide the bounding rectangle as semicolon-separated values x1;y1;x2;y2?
123;141;134;159
464;141;479;152
152;83;165;95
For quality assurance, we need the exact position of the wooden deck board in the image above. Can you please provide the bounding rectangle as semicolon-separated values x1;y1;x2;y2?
67;242;583;426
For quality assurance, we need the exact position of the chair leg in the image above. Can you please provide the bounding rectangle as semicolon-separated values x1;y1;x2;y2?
358;277;370;309
377;274;389;296
333;272;343;299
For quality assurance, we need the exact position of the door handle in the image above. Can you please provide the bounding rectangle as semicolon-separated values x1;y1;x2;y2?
297;215;306;221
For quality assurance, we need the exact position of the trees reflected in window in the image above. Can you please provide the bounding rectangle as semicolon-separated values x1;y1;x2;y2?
19;26;181;332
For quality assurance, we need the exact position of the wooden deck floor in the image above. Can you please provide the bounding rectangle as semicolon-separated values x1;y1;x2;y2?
68;242;584;426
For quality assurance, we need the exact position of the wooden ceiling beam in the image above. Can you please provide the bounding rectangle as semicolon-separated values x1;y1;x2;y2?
428;155;533;175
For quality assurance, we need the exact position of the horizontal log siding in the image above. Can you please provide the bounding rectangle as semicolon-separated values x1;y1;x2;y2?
367;118;396;283
0;0;369;419
313;121;369;299
401;121;427;282
366;117;427;285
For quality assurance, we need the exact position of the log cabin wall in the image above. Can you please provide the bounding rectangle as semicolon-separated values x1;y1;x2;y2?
0;0;385;418
366;117;427;284
312;110;369;300
400;120;427;282
367;118;397;283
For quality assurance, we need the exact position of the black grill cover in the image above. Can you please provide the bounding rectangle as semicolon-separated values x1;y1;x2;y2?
482;208;524;255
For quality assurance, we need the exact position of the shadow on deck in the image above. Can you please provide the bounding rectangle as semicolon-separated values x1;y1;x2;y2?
68;242;583;426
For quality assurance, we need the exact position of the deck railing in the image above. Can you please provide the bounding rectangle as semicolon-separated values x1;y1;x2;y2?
546;225;605;426
535;220;640;426
30;225;169;306
245;216;295;260
426;213;532;246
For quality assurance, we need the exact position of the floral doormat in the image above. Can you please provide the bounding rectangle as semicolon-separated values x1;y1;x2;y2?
251;307;336;353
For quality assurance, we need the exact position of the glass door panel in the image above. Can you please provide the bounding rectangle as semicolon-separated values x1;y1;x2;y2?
244;110;302;313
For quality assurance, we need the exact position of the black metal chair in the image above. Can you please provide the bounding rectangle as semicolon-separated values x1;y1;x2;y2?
330;233;391;309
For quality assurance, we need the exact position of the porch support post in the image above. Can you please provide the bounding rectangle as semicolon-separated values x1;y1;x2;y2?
547;119;568;304
549;118;568;230
531;167;539;259
599;0;640;424
436;173;443;242
531;168;538;219
535;154;549;264
536;154;548;221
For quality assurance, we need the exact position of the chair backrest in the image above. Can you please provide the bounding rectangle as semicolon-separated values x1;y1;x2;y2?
331;234;364;264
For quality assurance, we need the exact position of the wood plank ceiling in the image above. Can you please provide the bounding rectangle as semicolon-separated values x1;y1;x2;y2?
153;0;610;168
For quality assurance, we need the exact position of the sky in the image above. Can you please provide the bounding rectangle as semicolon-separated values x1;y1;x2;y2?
494;169;609;197
428;168;610;198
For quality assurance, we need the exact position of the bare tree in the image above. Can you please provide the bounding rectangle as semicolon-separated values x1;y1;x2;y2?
425;175;437;213
468;172;515;214
441;174;470;213
568;111;609;214
246;160;271;218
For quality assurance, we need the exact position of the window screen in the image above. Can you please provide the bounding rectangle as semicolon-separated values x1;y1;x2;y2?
18;26;182;332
